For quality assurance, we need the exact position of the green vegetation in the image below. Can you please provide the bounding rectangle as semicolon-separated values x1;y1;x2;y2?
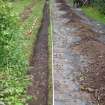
13;0;33;14
0;1;29;105
0;0;45;105
82;0;105;23
48;1;53;104
93;0;105;15
21;0;45;57
82;7;105;23
69;0;105;23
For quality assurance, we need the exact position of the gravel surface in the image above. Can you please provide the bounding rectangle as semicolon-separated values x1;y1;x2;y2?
52;1;95;105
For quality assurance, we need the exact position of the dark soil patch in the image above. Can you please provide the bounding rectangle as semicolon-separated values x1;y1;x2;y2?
20;0;35;22
27;1;49;105
56;0;105;105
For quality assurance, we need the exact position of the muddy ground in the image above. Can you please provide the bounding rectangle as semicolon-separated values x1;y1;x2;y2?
27;1;49;105
54;0;105;105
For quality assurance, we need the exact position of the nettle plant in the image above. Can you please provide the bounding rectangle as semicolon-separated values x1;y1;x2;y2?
0;0;18;67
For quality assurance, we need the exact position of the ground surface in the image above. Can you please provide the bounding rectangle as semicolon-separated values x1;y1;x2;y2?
28;1;49;105
51;0;105;105
20;1;34;21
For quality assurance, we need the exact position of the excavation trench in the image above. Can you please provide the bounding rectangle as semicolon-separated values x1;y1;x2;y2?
28;1;49;105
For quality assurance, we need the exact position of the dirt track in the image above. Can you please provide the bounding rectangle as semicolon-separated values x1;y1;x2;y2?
28;1;49;105
52;0;105;105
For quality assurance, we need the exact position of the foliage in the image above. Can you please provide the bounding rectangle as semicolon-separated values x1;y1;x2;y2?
0;0;45;104
82;7;105;23
0;0;17;66
0;0;29;105
93;0;105;14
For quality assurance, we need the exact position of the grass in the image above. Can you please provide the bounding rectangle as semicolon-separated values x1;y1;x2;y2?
20;0;45;58
68;0;105;24
12;0;45;68
82;7;105;23
48;1;53;105
0;0;45;105
12;0;33;14
15;0;45;102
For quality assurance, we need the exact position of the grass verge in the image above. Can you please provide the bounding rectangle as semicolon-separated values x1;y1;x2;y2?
20;0;45;58
82;7;105;23
13;0;33;14
68;0;105;23
48;1;53;104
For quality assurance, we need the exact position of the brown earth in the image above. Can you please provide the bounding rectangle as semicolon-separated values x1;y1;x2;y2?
27;1;50;105
57;0;105;105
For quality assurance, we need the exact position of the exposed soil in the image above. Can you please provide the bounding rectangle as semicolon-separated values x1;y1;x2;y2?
55;0;105;105
52;0;96;105
20;0;35;22
27;1;49;105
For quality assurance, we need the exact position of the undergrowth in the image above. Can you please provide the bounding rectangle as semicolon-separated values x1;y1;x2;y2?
48;24;53;105
0;0;45;105
82;7;105;23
